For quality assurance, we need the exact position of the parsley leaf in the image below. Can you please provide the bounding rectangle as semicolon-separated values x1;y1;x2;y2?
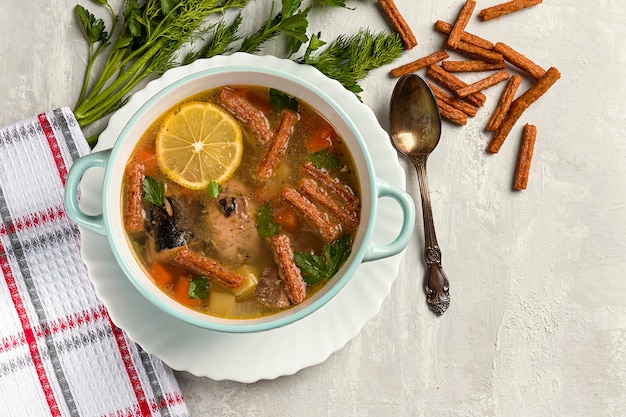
75;5;108;45
206;180;221;198
269;88;299;114
256;202;281;238
188;276;210;299
319;0;346;6
308;149;340;170
294;234;352;285
143;176;165;206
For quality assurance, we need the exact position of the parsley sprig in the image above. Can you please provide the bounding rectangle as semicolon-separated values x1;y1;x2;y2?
269;88;299;114
143;176;165;206
188;276;211;299
308;149;340;170
294;234;352;285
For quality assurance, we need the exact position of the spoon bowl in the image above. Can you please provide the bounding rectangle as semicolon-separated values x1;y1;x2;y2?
390;75;442;158
389;74;450;315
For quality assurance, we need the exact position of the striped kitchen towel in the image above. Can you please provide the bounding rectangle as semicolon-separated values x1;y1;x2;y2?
0;108;189;417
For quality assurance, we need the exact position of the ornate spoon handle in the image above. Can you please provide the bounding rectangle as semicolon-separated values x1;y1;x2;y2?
413;157;450;315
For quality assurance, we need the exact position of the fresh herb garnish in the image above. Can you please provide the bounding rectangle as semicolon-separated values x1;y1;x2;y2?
75;5;109;46
319;0;348;7
269;88;299;114
188;276;210;299
183;14;243;63
73;0;402;147
73;0;251;143
256;202;280;238
206;180;221;198
143;176;165;206
308;149;340;170
299;30;403;96
240;0;310;55
294;234;352;285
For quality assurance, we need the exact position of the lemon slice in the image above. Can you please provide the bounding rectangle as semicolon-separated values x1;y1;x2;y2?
156;101;243;189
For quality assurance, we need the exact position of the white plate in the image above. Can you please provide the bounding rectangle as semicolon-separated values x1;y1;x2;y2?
78;55;407;382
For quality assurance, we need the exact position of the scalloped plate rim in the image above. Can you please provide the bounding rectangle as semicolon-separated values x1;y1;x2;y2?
79;53;407;382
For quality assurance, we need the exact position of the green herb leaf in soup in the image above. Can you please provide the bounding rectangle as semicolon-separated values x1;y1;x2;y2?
207;180;222;198
308;149;340;170
270;88;299;114
143;176;165;206
188;276;211;299
294;234;352;285
256;202;281;238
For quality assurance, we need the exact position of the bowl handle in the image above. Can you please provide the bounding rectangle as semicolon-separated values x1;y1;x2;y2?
363;178;416;262
64;149;111;235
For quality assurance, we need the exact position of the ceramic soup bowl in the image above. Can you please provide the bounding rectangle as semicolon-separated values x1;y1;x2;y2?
64;53;415;333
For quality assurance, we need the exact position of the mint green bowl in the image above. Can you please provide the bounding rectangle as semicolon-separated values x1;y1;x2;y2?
64;53;415;333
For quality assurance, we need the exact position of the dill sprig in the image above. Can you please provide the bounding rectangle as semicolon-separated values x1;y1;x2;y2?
183;14;244;63
240;0;310;55
298;30;404;96
73;0;251;139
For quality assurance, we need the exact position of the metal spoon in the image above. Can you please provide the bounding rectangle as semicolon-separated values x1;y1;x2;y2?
389;74;450;315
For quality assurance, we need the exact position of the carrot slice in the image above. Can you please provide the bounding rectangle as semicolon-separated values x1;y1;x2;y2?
304;126;335;153
148;262;177;287
172;277;202;308
133;147;158;173
274;206;301;233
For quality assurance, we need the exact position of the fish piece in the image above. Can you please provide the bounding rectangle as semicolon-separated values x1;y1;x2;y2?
147;197;190;251
257;109;299;179
219;87;273;144
255;268;291;309
174;247;244;289
124;162;145;233
195;179;263;264
269;234;306;304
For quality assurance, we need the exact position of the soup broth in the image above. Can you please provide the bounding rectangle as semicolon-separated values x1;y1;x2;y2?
122;85;361;319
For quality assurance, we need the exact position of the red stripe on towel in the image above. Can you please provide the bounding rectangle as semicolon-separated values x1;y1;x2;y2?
39;304;110;338
106;311;152;417
38;113;68;186
0;305;110;353
0;241;61;417
104;392;188;417
0;206;66;236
